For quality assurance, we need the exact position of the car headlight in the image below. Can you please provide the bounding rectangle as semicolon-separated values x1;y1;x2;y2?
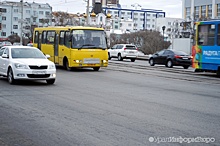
14;63;28;69
48;64;56;69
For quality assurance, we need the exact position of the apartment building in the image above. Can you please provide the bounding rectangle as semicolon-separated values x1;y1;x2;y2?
183;0;220;20
103;7;165;31
0;1;52;39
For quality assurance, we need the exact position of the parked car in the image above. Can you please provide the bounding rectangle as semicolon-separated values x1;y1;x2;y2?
13;42;23;46
0;41;12;48
26;43;33;47
108;44;138;62
0;46;56;84
148;49;192;69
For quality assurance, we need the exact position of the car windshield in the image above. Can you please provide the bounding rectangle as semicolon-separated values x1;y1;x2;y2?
70;30;107;49
11;48;46;59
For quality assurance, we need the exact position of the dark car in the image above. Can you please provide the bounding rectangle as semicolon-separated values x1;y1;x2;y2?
149;49;192;69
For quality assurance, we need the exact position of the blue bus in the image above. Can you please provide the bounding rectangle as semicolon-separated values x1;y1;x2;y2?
192;20;220;76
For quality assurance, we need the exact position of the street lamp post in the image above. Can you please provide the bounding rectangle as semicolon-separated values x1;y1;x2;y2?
162;26;166;49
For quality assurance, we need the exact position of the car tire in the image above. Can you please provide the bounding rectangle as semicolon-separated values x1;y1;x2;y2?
7;67;16;84
131;58;135;62
149;58;155;66
46;79;55;84
108;53;111;60
65;59;71;71
183;65;189;69
166;60;173;68
118;54;123;61
93;67;100;71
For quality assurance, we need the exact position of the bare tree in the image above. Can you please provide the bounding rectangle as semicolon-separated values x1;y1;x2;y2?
110;30;171;54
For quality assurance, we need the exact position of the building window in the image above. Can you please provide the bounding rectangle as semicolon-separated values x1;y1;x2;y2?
147;19;150;21
26;10;30;13
128;24;132;27
13;25;18;29
26;18;30;23
14;9;18;13
147;14;151;17
194;6;199;20
134;12;138;15
107;10;112;13
2;24;6;29
168;22;171;25
147;24;150;28
201;5;206;18
152;25;155;28
208;5;212;18
1;8;7;13
45;11;50;16
14;17;18;21
140;13;144;16
186;7;191;19
1;32;6;36
121;12;125;15
114;11;118;14
2;16;6;21
217;4;220;17
153;14;156;17
127;12;131;15
115;25;118;29
39;11;44;15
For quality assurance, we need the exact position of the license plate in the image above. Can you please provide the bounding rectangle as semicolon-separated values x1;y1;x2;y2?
129;51;134;53
182;57;188;60
32;71;46;74
84;58;100;64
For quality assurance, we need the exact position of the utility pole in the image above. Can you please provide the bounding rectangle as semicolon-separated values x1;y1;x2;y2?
86;0;90;26
20;0;23;45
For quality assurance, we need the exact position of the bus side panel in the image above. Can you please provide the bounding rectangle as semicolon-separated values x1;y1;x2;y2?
193;45;220;71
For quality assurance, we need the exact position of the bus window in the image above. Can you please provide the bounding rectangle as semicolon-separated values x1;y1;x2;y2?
60;31;65;45
46;31;55;44
64;31;70;48
198;24;215;46
42;31;47;44
34;31;39;43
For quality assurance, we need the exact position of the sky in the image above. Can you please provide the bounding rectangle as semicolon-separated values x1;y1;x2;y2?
13;0;183;18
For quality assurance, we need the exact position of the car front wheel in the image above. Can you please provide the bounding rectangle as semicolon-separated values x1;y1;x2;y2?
149;58;155;66
46;79;55;84
7;67;16;84
118;54;123;61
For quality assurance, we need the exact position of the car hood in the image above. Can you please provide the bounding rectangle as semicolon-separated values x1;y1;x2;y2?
12;59;54;66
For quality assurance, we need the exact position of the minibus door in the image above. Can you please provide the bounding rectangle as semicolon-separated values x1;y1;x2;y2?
37;33;42;50
54;33;59;64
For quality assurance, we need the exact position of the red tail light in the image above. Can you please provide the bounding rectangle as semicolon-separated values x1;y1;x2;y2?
175;55;182;58
124;48;126;50
136;48;138;50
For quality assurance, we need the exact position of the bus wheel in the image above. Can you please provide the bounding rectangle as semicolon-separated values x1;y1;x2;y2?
65;59;71;71
217;67;220;77
93;67;100;71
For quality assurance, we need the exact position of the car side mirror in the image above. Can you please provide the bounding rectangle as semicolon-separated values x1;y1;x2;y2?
45;54;50;59
2;54;9;58
155;53;158;56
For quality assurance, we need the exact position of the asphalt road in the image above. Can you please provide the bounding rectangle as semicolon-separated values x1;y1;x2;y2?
0;61;220;146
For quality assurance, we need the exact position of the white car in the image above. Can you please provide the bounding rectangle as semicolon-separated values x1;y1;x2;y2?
108;44;138;62
0;46;56;84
